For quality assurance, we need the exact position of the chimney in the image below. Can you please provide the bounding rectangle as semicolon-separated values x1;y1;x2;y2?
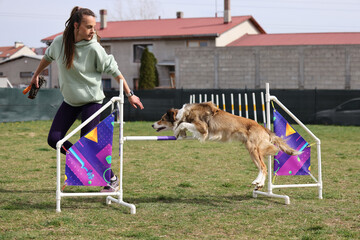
176;11;184;19
224;0;231;24
15;41;24;48
100;9;107;29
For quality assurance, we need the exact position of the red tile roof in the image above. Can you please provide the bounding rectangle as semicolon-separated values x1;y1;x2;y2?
42;16;265;43
228;32;360;46
0;46;24;58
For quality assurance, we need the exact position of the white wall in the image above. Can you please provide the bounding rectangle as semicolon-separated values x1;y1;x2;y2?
10;46;36;59
216;20;262;47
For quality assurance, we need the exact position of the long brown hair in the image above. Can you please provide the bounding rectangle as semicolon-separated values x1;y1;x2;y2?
62;6;96;69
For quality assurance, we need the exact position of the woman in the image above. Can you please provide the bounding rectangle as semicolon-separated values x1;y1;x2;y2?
31;6;143;192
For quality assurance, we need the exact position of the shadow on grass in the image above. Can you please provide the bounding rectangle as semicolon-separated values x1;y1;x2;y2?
1;186;269;211
1;200;54;210
0;188;53;194
125;193;254;206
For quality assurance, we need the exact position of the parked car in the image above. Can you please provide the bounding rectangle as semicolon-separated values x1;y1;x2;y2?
314;98;360;125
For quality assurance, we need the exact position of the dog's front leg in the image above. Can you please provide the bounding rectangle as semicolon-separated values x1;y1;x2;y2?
178;130;187;139
174;122;199;140
174;122;187;139
174;128;187;139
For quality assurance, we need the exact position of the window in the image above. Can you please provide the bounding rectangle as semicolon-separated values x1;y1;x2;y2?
102;79;111;90
20;72;32;78
169;66;175;72
187;40;208;47
133;44;153;63
340;100;360;111
199;41;208;47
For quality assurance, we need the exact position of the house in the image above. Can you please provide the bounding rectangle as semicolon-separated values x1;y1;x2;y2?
0;55;47;88
0;42;43;88
0;42;36;61
41;8;265;90
40;7;360;91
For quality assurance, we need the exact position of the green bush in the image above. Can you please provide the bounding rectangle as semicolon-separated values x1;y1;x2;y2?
139;48;159;89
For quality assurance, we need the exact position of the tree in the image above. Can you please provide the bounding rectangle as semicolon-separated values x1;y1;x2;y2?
151;53;159;87
139;48;158;89
111;0;161;20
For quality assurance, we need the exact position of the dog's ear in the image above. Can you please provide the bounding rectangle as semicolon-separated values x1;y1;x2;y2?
167;109;178;123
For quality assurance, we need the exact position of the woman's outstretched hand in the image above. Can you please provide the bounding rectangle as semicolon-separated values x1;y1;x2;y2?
128;95;144;109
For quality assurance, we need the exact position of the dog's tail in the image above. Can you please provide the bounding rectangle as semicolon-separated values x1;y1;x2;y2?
266;129;302;156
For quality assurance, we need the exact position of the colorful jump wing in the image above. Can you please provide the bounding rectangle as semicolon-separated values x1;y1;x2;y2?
65;113;115;186
273;111;311;176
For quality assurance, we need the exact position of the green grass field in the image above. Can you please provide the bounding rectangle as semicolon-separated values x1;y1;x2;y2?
0;120;359;239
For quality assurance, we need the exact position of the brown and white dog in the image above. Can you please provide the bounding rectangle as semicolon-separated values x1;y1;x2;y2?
152;102;301;190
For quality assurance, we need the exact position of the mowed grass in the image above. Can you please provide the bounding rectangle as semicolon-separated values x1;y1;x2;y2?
0;120;359;239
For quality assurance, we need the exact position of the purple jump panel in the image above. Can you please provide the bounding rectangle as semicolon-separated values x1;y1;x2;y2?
273;110;311;176
65;113;115;186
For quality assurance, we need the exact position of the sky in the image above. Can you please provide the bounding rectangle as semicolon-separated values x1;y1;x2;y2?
1;0;360;48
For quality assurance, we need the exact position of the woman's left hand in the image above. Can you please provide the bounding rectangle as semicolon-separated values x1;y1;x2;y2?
128;95;144;109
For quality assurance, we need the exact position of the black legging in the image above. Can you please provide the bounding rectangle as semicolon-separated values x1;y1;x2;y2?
48;101;115;178
47;101;102;154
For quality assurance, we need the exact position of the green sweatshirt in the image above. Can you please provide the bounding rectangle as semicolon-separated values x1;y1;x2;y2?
44;34;121;107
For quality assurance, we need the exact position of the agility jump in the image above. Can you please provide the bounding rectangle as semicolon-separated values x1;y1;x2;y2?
253;83;323;204
55;81;322;213
55;79;179;213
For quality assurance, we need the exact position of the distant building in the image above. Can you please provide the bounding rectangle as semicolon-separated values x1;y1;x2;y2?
0;42;36;61
40;3;360;90
41;9;265;90
0;42;47;88
0;55;46;88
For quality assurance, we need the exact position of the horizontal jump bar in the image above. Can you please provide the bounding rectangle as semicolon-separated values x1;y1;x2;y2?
124;136;177;141
271;183;320;189
124;136;195;141
60;191;120;197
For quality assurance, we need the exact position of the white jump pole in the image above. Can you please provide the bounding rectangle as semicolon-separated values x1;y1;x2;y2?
106;79;136;214
252;83;290;204
204;94;207;102
222;93;226;111
238;93;242;117
244;93;249;118
199;94;202;103
261;92;266;125
124;136;177;141
216;94;219;108
211;94;214;103
252;92;257;122
231;93;234;115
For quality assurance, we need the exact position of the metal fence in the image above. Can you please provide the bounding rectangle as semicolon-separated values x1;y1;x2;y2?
1;88;359;123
